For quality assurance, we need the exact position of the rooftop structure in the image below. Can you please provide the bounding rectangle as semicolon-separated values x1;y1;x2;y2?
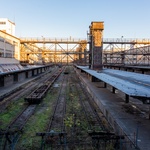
0;18;15;36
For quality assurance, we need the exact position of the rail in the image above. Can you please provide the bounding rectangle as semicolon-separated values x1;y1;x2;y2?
1;105;36;150
78;81;108;131
25;68;63;104
36;66;67;149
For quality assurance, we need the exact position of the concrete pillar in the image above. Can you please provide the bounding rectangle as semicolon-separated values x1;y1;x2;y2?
104;82;107;88
4;75;13;87
125;94;129;103
81;69;84;73
112;87;116;94
91;76;96;82
0;76;4;87
25;71;28;78
14;73;18;82
18;72;26;82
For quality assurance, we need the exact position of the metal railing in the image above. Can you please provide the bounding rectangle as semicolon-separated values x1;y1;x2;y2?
103;38;150;44
20;37;87;43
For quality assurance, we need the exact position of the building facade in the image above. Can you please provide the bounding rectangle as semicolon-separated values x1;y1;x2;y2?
0;30;20;62
0;18;15;36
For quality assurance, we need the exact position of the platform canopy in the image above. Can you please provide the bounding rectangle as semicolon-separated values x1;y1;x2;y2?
77;66;150;100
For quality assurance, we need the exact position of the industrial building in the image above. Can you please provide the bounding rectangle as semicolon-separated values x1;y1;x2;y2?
0;18;15;36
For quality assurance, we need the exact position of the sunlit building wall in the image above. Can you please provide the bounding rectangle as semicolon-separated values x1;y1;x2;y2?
0;18;15;36
0;30;20;61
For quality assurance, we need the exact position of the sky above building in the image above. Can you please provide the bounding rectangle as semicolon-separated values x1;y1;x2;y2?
1;0;150;39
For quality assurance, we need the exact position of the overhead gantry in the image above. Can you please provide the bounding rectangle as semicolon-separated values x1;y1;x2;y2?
103;38;150;66
20;21;105;67
20;21;150;69
20;38;88;65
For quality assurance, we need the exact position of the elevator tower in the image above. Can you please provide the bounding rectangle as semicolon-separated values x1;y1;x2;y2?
89;22;104;70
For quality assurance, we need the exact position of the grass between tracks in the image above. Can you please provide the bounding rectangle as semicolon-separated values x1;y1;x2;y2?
0;98;25;129
14;67;115;150
16;88;58;150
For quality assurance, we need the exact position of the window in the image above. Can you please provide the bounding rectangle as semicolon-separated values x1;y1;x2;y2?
0;22;6;24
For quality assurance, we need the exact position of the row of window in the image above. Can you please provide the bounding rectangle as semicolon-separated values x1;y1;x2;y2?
0;52;13;58
0;39;18;46
0;22;6;24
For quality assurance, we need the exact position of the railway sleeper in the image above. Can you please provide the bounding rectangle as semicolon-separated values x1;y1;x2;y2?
24;69;63;104
36;131;67;147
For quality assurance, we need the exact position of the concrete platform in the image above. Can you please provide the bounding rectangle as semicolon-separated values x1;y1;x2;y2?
0;64;53;88
75;68;150;150
0;66;53;100
103;64;150;75
0;73;41;100
77;66;150;102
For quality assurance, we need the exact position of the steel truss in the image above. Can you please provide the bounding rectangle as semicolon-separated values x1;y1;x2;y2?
20;37;150;66
103;38;150;66
20;38;88;65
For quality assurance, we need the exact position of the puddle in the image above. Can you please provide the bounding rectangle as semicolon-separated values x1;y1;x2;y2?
53;84;59;87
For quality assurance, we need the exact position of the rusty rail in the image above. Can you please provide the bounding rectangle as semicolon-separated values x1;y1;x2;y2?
1;104;36;150
25;68;63;104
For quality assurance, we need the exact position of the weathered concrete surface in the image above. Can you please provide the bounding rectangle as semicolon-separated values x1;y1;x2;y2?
76;68;150;150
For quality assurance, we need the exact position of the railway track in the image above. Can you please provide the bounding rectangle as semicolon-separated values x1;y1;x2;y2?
66;67;120;149
0;66;123;149
77;81;107;131
64;69;106;149
37;66;68;149
25;67;63;104
1;104;36;150
0;67;57;112
0;67;64;150
47;74;67;131
36;66;122;149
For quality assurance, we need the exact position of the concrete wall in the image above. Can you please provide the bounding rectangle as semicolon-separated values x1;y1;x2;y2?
42;68;45;72
4;75;13;87
33;69;38;76
0;38;14;58
0;65;53;88
0;58;19;64
0;30;20;60
13;73;18;82
0;18;15;36
37;68;42;74
0;76;4;87
18;72;26;82
26;70;32;78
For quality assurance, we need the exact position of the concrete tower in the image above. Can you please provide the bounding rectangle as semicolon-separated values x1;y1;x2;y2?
89;22;104;70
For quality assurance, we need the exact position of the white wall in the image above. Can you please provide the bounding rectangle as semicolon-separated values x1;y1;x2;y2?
0;58;19;64
0;18;15;36
0;31;20;60
0;38;13;58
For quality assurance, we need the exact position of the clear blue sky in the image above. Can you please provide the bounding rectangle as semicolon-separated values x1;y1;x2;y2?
1;0;150;39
